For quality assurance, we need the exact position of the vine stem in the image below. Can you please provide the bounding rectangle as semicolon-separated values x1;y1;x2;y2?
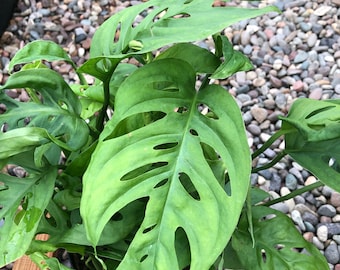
261;181;324;206
251;129;288;159
252;151;286;173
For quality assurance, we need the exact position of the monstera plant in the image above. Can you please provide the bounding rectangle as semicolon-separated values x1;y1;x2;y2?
0;1;336;269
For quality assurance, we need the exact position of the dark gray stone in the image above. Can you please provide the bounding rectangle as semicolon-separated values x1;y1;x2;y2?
324;243;340;264
285;173;298;190
302;211;319;226
318;204;337;218
270;173;282;193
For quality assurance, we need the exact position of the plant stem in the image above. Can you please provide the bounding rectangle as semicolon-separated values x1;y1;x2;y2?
96;66;116;132
252;151;286;173
251;129;287;159
261;181;324;207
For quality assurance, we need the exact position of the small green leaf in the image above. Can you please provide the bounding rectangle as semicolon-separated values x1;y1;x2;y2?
0;128;49;159
8;40;75;73
211;35;254;79
29;252;73;270
232;206;328;270
156;43;220;74
280;98;340;192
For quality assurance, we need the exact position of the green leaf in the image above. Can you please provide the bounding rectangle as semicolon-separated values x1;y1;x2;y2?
156;43;220;74
211;35;254;79
232;206;328;270
81;59;251;269
59;200;145;247
280;98;340;192
0;69;89;151
0;128;49;159
0;168;57;267
8;40;75;73
29;252;73;270
79;0;279;80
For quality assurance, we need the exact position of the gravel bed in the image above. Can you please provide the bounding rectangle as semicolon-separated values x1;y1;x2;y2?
1;0;340;269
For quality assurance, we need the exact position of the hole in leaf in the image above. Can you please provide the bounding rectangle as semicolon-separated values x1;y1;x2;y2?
178;172;200;200
44;210;57;228
322;156;340;173
153;142;178;150
140;254;148;263
151;81;179;92
197;103;219;120
0;182;8;191
274;244;285;251
189;129;198;136
132;7;151;28
1;123;8;132
120;162;168;181
48;115;56;122
153;179;169;189
104;111;166;140
261;249;267;263
172;13;191;19
152;8;168;22
175;107;188;114
142;224;157;234
305;105;335;119
175;227;191;270
259;214;276;222
111;212;123;221
224;181;232;196
291;247;304;253
114;22;121;43
58;100;68;110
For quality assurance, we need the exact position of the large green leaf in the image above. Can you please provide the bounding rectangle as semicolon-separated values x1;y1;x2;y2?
280;98;340;192
0;168;57;267
79;0;279;80
0;69;89;151
81;59;251;269
232;206;328;270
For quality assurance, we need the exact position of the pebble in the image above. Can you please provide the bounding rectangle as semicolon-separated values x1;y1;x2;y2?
317;225;329;242
251;106;268;123
285;173;298;190
314;6;332;16
325;242;340;264
318;205;337;217
294;51;309;63
330;192;340;207
291;210;306;231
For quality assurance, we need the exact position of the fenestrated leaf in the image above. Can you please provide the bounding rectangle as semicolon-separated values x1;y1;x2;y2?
0;128;49;159
155;43;221;74
232;206;328;270
79;0;279;80
81;58;251;269
8;40;75;73
0;69;89;151
280;98;340;192
211;35;254;79
0;168;57;267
